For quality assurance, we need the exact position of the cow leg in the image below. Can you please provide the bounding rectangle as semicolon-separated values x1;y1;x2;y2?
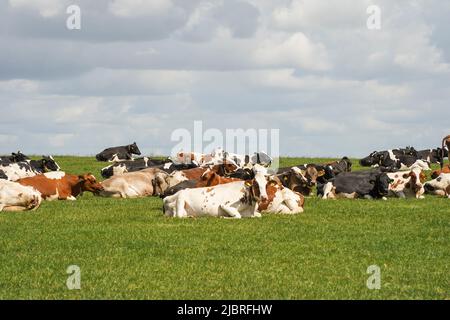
219;204;242;219
0;204;4;211
283;197;303;214
252;205;262;218
1;206;27;212
66;196;77;201
175;196;188;218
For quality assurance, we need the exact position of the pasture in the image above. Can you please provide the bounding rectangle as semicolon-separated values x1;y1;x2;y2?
0;156;448;300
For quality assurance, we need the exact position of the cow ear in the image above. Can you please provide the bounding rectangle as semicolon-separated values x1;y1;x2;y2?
317;169;325;177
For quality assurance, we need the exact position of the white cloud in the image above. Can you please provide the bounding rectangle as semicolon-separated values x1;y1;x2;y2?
108;0;173;17
253;33;331;70
8;0;68;17
272;0;371;30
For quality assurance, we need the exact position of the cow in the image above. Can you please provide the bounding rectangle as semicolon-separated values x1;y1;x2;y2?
424;173;450;197
164;163;239;189
0;156;60;181
18;172;103;201
416;148;444;166
359;150;430;171
95;142;141;162
441;135;450;168
161;169;242;198
386;168;426;199
100;157;169;178
98;168;169;198
0;179;42;212
0;170;7;180
277;164;325;195
319;170;392;200
163;166;304;218
157;162;199;174
431;165;450;179
0;151;29;164
171;148;273;168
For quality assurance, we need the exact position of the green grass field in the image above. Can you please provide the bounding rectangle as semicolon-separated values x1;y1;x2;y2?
0;156;448;300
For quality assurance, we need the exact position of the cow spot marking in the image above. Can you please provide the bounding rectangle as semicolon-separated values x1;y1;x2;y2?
44;172;66;180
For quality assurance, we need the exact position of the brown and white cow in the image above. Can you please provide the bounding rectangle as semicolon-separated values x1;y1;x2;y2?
163;165;304;218
17;172;103;201
0;179;42;212
386;167;426;199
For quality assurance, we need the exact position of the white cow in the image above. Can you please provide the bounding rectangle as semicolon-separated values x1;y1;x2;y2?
387;167;426;199
163;166;304;218
0;180;42;212
424;173;450;197
98;168;169;198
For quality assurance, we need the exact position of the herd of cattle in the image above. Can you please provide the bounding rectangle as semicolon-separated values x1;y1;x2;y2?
1;135;450;218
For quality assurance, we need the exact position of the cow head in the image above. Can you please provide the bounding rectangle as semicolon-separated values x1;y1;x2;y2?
42;156;60;172
360;151;380;166
292;165;324;187
372;173;392;197
153;172;170;196
340;157;352;172
166;170;188;188
101;165;114;179
10;151;29;162
200;169;217;184
210;162;238;176
407;168;426;195
128;142;141;155
79;174;104;194
247;165;270;201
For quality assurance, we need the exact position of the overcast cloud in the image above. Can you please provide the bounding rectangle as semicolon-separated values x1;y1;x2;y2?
1;0;449;157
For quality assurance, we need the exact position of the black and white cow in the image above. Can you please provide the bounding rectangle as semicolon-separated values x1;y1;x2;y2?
100;157;170;178
157;162;200;174
416;148;444;166
0;156;60;181
95;142;141;162
360;150;430;171
318;169;392;200
0;152;29;164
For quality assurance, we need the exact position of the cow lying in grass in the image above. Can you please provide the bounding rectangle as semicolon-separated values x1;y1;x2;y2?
0;179;42;212
319;170;392;200
96;142;142;162
387;167;426;199
18;172;103;201
98;168;169;198
424;173;450;197
163;165;304;218
162;169;242;198
0;156;60;181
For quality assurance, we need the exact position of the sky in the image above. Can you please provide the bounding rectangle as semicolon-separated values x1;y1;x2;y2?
1;0;449;157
